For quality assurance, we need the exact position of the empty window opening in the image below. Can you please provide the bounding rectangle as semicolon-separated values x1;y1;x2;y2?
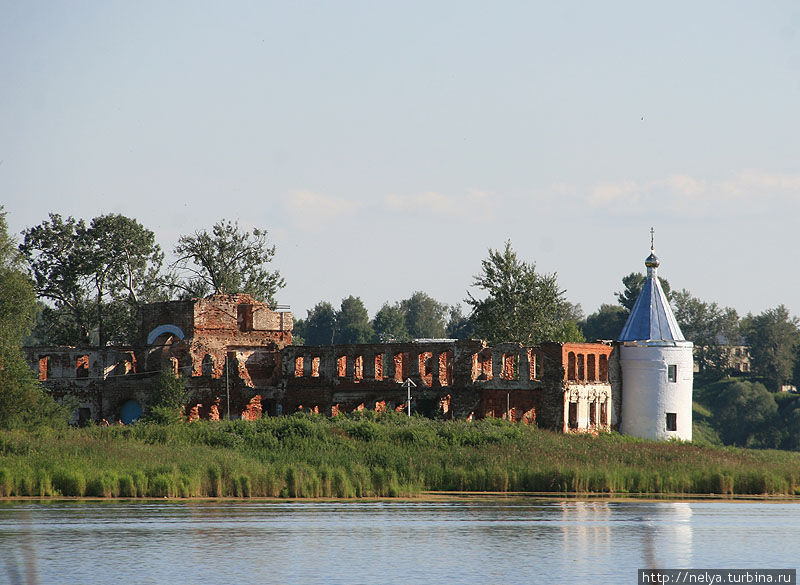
589;401;597;427
78;408;92;427
599;355;609;382
374;354;384;380
76;355;89;378
478;349;493;380
587;355;596;381
311;357;320;377
419;352;434;386
666;412;677;432
668;364;677;383
237;304;253;332
294;356;304;377
568;401;578;429
600;401;608;426
501;353;518;380
527;350;536;381
353;355;364;381
337;355;347;378
577;354;585;381
38;356;50;381
393;353;405;382
439;351;452;386
567;352;577;381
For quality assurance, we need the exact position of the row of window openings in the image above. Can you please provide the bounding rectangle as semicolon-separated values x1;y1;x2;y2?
567;401;610;429
294;354;451;383
566;353;610;382
39;356;90;381
294;352;547;383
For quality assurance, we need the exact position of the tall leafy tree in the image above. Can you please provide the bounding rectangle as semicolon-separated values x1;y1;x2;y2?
302;302;337;345
173;219;285;305
334;296;373;344
466;241;572;345
742;305;800;391
715;380;779;447
20;213;164;345
672;289;741;376
401;291;448;339
19;214;92;343
446;305;474;340
372;302;409;342
580;304;629;341
0;207;63;428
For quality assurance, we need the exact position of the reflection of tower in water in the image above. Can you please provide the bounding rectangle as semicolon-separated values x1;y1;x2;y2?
559;501;612;577
639;503;694;570
556;501;694;577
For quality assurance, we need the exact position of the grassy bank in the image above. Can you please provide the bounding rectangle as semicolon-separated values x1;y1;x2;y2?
2;413;800;499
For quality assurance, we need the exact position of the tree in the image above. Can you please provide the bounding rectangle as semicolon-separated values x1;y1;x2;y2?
334;296;373;344
0;207;64;428
20;213;165;345
446;305;474;340
372;302;409;342
580;304;629;341
173;219;285;305
466;241;572;345
742;306;800;391
715;380;779;447
303;302;337;345
616;272;672;311
401;291;448;339
20;214;93;344
672;289;741;376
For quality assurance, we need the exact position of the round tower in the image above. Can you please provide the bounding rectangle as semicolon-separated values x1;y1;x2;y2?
618;242;693;441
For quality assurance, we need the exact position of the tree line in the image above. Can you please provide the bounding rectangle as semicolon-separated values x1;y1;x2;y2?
19;213;283;346
293;242;584;346
6;207;800;449
12;209;800;394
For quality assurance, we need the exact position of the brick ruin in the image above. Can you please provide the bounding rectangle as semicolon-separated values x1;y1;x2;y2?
24;294;613;433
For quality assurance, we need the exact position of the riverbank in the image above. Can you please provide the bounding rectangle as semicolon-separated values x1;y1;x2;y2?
2;413;800;498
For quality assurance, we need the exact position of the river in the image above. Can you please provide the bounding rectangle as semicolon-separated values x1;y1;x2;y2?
0;499;797;584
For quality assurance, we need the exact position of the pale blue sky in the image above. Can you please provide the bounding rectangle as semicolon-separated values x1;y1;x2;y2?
2;1;800;320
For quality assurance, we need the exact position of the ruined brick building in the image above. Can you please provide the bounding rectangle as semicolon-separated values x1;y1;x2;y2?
24;244;692;440
24;293;614;433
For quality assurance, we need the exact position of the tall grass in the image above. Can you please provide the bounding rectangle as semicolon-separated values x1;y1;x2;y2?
2;412;800;498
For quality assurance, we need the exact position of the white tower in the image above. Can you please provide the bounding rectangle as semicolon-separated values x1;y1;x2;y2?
618;236;693;441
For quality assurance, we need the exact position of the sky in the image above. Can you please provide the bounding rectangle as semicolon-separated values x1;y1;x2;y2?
2;1;800;321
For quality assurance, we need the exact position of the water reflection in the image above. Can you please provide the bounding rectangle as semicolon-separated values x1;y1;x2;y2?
0;499;796;585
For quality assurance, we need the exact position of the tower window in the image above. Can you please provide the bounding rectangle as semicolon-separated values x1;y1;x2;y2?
667;364;677;383
666;412;677;432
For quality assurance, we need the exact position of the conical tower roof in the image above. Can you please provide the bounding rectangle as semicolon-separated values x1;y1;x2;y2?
618;246;686;343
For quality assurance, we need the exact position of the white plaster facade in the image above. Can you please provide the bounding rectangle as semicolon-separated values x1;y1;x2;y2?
617;245;694;441
619;343;693;440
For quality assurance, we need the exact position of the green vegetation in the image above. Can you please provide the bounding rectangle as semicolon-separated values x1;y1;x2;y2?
20;213;166;345
467;241;583;345
172;219;284;304
0;206;68;430
693;376;800;450
3;414;800;499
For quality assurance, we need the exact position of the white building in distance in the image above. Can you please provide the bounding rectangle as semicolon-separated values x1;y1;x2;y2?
617;244;694;441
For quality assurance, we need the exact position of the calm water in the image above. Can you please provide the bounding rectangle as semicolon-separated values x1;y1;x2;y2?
0;499;797;585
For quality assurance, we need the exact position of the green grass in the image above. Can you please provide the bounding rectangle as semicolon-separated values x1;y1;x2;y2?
2;412;800;498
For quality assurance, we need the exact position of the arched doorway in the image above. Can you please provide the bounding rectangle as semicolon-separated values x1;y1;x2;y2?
120;399;143;424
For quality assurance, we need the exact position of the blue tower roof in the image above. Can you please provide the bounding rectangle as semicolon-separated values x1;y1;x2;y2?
618;249;686;343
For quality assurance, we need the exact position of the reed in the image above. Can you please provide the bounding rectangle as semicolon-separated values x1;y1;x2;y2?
2;413;800;498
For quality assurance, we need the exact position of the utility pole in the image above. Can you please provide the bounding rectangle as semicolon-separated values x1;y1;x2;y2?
402;378;417;417
226;354;231;420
